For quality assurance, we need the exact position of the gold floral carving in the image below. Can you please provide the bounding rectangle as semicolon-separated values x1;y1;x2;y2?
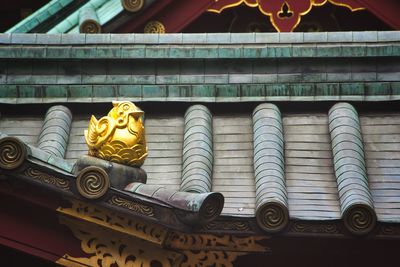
144;21;166;33
109;195;155;217
56;202;270;267
85;101;148;167
208;0;365;32
180;251;245;267
166;232;269;252
57;215;265;267
57;216;182;267
25;167;70;190
57;200;167;244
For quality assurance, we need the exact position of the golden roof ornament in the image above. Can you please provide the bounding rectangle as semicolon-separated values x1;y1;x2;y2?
84;101;148;167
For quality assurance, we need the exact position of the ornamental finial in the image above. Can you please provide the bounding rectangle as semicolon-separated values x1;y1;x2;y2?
84;101;148;167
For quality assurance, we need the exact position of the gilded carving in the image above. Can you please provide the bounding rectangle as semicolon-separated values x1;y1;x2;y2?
85;101;148;167
109;195;155;217
180;251;245;267
144;21;166;33
25;167;70;190
57;200;167;244
166;232;268;252
57;216;181;267
208;0;364;32
57;200;270;267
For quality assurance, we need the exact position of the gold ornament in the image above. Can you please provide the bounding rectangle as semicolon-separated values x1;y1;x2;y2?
84;101;148;167
144;20;166;33
57;216;181;267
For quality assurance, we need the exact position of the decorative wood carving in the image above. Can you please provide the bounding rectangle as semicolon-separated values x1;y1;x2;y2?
108;195;155;217
290;221;340;234
57;200;167;244
25;167;70;191
166;232;268;252
56;201;270;267
57;216;181;267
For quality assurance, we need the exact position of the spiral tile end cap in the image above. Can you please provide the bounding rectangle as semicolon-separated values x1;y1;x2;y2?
343;204;377;236
76;166;110;200
0;137;27;170
199;192;224;223
256;201;289;233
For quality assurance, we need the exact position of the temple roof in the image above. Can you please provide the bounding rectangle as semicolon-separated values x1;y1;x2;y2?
1;99;400;238
0;31;400;238
5;0;400;34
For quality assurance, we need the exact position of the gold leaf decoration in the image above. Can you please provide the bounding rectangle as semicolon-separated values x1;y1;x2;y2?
180;251;245;267
57;200;167;244
84;101;148;167
144;21;166;33
57;216;181;267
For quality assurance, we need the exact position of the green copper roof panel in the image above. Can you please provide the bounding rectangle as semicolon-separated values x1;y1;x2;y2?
48;0;109;33
6;0;73;33
67;0;124;33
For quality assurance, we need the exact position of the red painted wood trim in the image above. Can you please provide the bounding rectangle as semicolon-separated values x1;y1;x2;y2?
117;0;216;33
355;0;400;29
0;235;60;262
118;0;175;33
154;0;216;33
0;193;86;261
0;180;62;210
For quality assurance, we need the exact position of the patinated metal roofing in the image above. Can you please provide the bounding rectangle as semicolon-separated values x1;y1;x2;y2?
0;32;399;104
1;101;400;235
5;0;156;34
6;0;76;33
0;32;399;237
